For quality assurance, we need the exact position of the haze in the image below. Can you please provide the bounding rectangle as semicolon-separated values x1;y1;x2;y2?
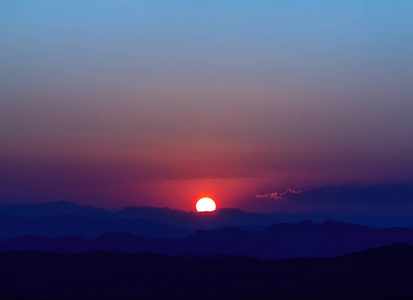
1;1;413;213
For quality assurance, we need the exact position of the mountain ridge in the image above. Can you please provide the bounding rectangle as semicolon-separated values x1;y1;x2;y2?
1;220;413;259
3;200;413;229
0;243;411;299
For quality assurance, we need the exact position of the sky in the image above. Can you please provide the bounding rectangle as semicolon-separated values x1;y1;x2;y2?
1;0;413;213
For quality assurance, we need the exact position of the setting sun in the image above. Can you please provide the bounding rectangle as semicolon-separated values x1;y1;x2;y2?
196;197;216;212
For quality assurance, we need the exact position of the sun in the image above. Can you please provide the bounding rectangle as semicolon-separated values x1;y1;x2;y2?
196;197;216;212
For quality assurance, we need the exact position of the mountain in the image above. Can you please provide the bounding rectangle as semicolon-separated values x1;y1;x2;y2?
2;220;413;259
112;206;413;228
0;243;412;299
2;201;413;229
0;215;194;239
113;206;329;229
0;202;314;229
0;201;330;230
0;201;110;218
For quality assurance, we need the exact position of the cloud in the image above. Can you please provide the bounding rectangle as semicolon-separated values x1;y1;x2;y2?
256;184;413;204
256;188;304;201
253;184;413;216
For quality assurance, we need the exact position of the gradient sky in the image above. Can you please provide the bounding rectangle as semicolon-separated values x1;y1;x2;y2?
1;1;413;213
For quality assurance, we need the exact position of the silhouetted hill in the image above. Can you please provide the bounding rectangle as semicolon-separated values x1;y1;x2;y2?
0;214;193;239
113;206;328;229
114;206;413;229
0;202;329;231
2;220;413;258
0;243;412;299
259;219;368;239
3;201;413;229
0;201;110;218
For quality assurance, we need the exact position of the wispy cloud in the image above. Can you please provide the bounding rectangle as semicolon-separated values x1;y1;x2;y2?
256;188;304;201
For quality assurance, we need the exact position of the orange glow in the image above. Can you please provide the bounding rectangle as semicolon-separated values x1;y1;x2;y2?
196;197;216;212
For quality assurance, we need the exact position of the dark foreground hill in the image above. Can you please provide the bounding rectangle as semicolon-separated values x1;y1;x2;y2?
2;220;413;259
0;243;412;299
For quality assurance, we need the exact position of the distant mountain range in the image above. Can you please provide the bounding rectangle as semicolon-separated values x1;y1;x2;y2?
1;201;413;298
2;220;413;259
0;201;324;229
0;201;110;218
0;243;412;299
0;214;193;239
2;200;413;229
